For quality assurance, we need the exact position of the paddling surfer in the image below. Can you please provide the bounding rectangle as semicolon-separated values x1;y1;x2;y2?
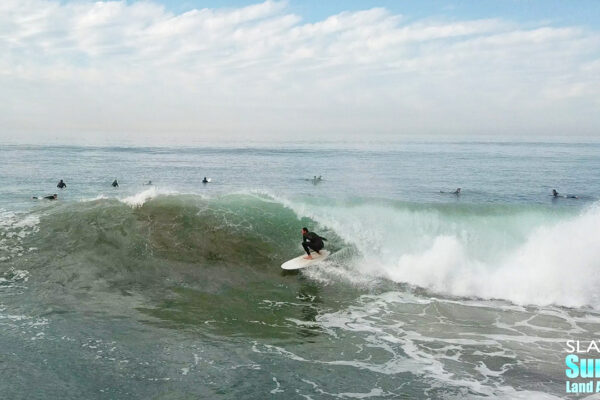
552;189;578;199
301;227;327;259
33;194;57;200
440;188;461;194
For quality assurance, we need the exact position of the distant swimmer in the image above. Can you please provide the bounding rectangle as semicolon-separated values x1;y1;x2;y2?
552;189;577;199
112;179;119;188
440;188;461;194
33;194;57;200
57;179;66;189
301;227;327;260
144;180;153;185
202;177;209;184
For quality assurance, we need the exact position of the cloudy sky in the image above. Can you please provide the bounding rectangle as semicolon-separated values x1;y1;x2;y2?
1;0;599;144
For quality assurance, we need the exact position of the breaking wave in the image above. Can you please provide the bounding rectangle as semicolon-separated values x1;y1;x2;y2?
1;190;598;308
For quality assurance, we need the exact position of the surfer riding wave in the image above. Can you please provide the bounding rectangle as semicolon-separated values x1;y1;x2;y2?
301;227;327;259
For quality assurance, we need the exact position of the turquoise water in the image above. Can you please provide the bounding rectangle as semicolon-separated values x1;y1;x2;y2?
1;141;599;399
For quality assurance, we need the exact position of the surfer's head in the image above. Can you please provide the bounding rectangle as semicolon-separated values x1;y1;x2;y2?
552;189;558;197
302;227;308;235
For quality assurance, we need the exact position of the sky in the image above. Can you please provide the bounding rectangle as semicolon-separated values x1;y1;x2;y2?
1;0;599;144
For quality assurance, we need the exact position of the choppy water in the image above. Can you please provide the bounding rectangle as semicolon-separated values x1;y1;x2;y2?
1;141;599;399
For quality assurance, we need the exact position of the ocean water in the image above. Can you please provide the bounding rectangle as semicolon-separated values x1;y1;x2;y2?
1;140;599;399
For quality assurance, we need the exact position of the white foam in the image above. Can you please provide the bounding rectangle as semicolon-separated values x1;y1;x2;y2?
77;187;189;207
382;205;600;308
0;209;39;264
120;187;179;207
0;209;40;231
281;290;573;399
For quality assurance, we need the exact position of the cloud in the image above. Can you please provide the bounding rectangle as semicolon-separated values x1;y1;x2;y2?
0;0;599;143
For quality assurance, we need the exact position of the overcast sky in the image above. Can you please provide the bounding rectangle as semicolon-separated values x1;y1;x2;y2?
1;0;599;144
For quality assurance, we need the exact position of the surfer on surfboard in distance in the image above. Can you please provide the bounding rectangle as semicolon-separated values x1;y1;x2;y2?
33;194;58;200
302;227;327;259
440;188;460;194
552;189;577;199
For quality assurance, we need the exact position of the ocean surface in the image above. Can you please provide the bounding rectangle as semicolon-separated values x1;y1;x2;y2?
1;140;599;399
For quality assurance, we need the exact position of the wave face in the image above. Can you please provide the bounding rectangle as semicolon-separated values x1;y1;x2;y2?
2;192;355;326
5;190;598;309
6;193;321;289
26;192;307;264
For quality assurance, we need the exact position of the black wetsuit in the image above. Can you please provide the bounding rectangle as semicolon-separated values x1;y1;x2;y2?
302;231;326;255
57;180;66;189
112;180;119;187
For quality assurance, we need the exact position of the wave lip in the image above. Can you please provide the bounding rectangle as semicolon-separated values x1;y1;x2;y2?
120;187;180;207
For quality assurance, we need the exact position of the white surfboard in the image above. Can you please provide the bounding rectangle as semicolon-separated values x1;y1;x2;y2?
281;250;330;270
